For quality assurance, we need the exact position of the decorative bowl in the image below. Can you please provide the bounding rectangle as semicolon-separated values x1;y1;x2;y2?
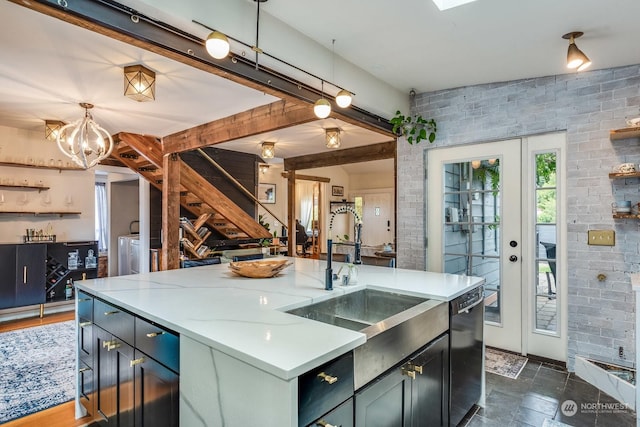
228;259;292;278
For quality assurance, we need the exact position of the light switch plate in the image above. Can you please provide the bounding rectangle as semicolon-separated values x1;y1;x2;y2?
588;230;615;246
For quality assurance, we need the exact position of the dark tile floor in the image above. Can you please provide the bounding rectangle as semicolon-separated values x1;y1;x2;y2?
462;360;637;426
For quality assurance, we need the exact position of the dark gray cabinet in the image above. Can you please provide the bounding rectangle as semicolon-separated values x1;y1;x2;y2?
355;334;449;427
77;292;179;427
0;243;46;309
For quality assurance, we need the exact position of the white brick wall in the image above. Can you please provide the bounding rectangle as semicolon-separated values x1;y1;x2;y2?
399;65;640;370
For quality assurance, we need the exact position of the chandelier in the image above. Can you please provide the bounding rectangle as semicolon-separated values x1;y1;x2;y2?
56;103;114;169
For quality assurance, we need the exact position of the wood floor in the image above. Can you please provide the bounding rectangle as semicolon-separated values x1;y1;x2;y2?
1;311;93;427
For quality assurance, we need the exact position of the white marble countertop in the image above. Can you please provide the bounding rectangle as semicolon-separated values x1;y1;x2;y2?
76;257;483;380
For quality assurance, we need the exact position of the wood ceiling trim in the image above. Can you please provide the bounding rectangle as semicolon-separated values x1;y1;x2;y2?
114;132;163;167
163;100;316;154
284;141;396;171
280;172;330;183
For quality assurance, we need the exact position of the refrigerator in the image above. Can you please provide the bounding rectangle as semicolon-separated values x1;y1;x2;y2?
118;234;140;276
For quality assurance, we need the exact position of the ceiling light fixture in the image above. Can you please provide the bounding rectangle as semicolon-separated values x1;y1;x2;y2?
56;103;114;169
206;30;230;59
44;120;65;141
259;163;270;174
325;128;341;149
261;141;275;159
432;0;478;11
124;64;156;102
314;81;331;119
563;31;591;72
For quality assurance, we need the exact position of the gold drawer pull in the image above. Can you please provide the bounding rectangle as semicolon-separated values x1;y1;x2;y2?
79;321;92;327
130;357;145;367
401;366;416;380
317;372;338;384
146;331;165;338
78;298;91;302
104;310;120;316
316;420;337;427
79;367;91;373
412;364;423;375
102;340;113;348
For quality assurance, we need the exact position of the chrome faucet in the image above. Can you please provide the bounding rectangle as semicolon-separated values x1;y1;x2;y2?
353;222;363;265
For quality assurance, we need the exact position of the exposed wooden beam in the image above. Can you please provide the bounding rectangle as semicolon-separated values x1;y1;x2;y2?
280;172;330;183
115;133;163;167
163;100;316;154
161;153;181;271
284;140;396;171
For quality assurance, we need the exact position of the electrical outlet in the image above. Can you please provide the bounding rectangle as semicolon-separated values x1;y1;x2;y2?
588;230;615;246
619;346;625;359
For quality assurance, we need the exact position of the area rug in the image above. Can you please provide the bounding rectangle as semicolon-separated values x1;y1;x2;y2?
485;347;528;379
0;320;76;423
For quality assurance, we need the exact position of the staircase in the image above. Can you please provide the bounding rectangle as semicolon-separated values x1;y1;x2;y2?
111;132;271;241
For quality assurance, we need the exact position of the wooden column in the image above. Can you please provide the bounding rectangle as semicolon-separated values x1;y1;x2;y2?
287;170;296;257
161;153;181;270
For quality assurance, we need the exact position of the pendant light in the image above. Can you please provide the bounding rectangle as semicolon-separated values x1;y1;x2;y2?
44;120;65;141
563;31;591;72
206;31;230;59
325;128;341;149
56;103;114;169
331;40;352;108
314;81;331;119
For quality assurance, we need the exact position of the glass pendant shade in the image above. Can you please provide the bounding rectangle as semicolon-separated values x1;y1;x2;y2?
206;31;230;59
124;65;156;102
325;128;341;149
314;98;331;119
564;32;591;72
261;142;275;159
335;89;352;108
44;120;65;141
56;103;114;169
259;163;270;174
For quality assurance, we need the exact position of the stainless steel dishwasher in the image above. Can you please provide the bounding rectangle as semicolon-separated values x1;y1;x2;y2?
449;286;484;426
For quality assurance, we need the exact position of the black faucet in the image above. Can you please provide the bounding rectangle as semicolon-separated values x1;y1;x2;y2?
325;239;333;291
353;223;363;265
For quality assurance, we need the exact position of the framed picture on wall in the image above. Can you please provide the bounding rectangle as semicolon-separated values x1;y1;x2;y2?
258;183;276;204
332;185;344;197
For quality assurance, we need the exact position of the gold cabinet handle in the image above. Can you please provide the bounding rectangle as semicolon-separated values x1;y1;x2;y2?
401;366;416;380
102;340;113;348
316;420;337;427
104;310;120;316
103;340;121;351
130;357;145;367
317;372;338;384
412;364;423;375
146;331;165;338
23;266;27;284
78;298;91;302
79;321;92;327
79;367;91;373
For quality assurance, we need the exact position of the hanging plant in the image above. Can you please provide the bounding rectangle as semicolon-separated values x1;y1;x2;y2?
390;110;437;144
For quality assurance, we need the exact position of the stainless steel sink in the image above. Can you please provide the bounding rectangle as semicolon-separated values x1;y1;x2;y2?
287;288;448;389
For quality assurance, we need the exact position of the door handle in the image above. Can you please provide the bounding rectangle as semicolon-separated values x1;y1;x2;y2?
509;255;518;262
23;266;27;284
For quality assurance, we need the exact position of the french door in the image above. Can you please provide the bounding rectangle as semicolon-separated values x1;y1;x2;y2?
426;134;566;361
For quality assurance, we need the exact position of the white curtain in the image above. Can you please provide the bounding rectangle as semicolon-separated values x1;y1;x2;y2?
296;181;314;231
95;183;108;251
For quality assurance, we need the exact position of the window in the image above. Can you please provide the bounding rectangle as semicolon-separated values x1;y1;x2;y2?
95;182;107;252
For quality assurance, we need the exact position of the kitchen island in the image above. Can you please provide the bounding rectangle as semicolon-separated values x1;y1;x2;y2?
75;257;484;426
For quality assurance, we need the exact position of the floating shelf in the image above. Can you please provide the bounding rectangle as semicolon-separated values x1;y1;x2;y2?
0;211;81;216
0;160;83;171
610;126;640;141
613;213;640;219
0;184;50;191
608;171;640;179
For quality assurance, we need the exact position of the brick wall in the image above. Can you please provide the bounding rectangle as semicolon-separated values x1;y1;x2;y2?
399;65;640;369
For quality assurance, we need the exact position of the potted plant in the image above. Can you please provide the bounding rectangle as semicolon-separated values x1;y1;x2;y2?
390;110;437;144
272;230;279;246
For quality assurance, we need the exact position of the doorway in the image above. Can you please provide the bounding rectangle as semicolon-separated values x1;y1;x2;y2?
426;133;567;361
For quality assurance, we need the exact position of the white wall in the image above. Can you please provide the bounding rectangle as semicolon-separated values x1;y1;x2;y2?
350;171;394;190
0;125;95;244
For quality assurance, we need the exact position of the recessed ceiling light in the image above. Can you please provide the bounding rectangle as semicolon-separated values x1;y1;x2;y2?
431;0;478;11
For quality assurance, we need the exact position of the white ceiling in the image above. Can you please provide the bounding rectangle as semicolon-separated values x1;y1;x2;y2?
1;0;639;174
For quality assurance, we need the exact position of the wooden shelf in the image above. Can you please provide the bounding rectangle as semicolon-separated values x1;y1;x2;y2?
180;213;213;259
610;126;640;140
0;160;83;171
613;213;640;219
0;211;81;216
0;184;50;191
608;171;640;179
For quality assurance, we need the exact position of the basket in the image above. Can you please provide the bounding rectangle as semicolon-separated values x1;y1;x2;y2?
228;259;292;278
